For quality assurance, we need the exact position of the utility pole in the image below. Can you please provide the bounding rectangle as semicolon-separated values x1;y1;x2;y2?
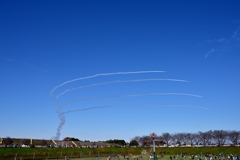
150;132;157;160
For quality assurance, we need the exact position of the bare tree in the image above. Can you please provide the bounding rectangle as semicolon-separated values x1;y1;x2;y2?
138;136;151;147
198;130;212;146
161;132;172;147
177;133;197;146
227;130;240;146
130;129;240;148
179;133;188;146
155;135;165;146
190;133;199;146
171;133;182;146
178;133;186;146
212;130;227;146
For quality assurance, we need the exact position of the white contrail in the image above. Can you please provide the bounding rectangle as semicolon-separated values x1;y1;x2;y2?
62;106;115;114
50;70;166;96
59;92;202;108
56;78;188;99
129;104;209;110
62;104;209;114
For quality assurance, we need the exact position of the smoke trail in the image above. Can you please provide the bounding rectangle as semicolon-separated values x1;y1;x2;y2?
59;92;202;108
130;104;209;110
56;78;188;99
62;106;116;114
50;70;166;96
53;103;208;140
54;109;65;140
51;70;204;140
62;104;209;114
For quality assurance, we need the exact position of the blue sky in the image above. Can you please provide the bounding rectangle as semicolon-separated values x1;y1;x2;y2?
1;0;240;142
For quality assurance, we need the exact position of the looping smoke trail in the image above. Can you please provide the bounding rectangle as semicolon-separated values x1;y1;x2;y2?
59;92;203;108
51;71;205;140
50;70;166;96
56;78;188;99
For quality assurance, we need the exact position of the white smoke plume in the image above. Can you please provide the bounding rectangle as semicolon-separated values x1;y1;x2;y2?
59;92;202;108
62;104;209;114
56;78;188;99
54;110;65;140
50;70;166;96
51;70;205;140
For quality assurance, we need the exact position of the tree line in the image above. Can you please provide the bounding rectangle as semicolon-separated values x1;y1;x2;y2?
2;130;240;148
130;130;240;147
1;137;127;148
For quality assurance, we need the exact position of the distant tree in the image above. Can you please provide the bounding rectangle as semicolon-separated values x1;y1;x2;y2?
3;137;13;147
212;130;228;146
131;129;240;147
22;139;30;145
63;137;70;141
206;130;213;145
198;130;212;146
185;133;198;146
171;133;183;146
131;136;141;145
63;137;80;141
72;138;80;141
178;133;188;146
156;136;165;146
106;139;126;146
139;136;151;147
40;139;48;147
161;133;171;147
171;134;178;146
129;140;139;146
228;130;240;146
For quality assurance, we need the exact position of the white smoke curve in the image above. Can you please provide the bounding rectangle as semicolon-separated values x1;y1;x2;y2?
62;104;209;114
59;92;202;108
56;78;188;99
62;106;114;114
51;71;203;140
50;70;166;96
53;77;188;140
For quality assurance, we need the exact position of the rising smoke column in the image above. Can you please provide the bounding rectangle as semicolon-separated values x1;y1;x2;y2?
55;110;65;140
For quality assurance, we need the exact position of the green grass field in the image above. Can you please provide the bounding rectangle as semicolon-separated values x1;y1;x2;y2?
0;147;239;160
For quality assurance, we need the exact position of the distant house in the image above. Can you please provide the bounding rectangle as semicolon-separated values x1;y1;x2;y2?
21;144;30;148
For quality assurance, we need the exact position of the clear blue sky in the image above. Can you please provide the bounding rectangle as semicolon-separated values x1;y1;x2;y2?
1;0;240;142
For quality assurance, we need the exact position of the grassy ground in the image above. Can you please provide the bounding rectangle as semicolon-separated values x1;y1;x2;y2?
0;147;239;160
